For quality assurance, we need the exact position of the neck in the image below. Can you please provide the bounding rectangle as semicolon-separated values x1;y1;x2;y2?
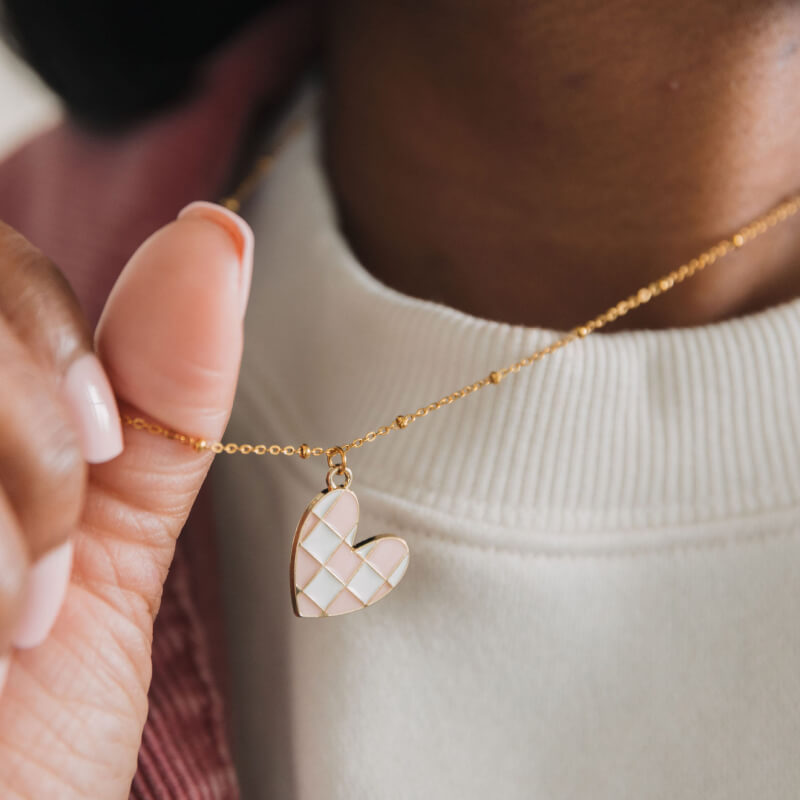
322;0;800;330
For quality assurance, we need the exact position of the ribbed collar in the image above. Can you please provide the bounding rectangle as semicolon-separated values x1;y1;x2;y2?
239;89;800;533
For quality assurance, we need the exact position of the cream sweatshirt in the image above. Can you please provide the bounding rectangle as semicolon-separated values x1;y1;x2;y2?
211;88;800;800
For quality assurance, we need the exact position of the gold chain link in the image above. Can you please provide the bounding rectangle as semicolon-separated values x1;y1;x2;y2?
123;122;800;459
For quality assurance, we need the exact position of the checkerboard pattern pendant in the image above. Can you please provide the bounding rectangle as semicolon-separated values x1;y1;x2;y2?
290;485;409;618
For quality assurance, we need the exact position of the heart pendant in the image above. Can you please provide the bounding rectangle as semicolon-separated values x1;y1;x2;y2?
290;483;409;618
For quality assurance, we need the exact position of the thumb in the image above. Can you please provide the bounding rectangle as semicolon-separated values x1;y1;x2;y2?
89;201;253;602
97;201;253;439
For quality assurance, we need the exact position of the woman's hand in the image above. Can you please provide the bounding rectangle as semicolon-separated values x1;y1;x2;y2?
0;202;253;798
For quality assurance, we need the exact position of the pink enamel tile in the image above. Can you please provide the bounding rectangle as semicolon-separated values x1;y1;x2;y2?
326;542;363;583
366;538;409;578
298;511;319;543
326;588;364;616
294;548;320;589
368;581;392;605
296;592;323;618
322;490;359;537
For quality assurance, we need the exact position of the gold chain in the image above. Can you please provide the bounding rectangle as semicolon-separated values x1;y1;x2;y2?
122;122;800;459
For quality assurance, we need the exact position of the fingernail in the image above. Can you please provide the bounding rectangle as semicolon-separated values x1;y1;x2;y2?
13;540;74;650
64;353;124;464
0;655;10;697
178;201;254;316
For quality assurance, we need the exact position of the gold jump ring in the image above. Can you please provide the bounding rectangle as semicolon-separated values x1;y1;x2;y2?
326;445;347;473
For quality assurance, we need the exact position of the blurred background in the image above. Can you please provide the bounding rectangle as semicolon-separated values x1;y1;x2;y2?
0;38;60;159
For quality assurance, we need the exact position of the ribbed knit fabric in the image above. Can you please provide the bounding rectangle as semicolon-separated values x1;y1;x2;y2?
212;87;800;799
130;492;239;800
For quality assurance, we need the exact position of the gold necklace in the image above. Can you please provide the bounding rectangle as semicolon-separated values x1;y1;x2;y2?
122;123;800;619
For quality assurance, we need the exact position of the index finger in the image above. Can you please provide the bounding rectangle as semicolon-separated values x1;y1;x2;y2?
0;221;123;464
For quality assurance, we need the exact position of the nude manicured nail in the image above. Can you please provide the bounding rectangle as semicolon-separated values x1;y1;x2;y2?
0;655;10;697
64;353;124;464
13;540;74;650
177;201;254;315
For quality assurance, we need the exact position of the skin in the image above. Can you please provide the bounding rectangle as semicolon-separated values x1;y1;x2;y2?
324;0;800;330
1;0;800;796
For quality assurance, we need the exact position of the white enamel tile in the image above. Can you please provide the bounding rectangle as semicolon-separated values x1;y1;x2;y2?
345;523;359;546
388;554;409;586
301;520;342;563
312;489;341;518
303;568;344;610
348;562;385;603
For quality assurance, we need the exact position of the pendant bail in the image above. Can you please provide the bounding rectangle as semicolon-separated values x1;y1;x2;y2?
326;465;353;490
